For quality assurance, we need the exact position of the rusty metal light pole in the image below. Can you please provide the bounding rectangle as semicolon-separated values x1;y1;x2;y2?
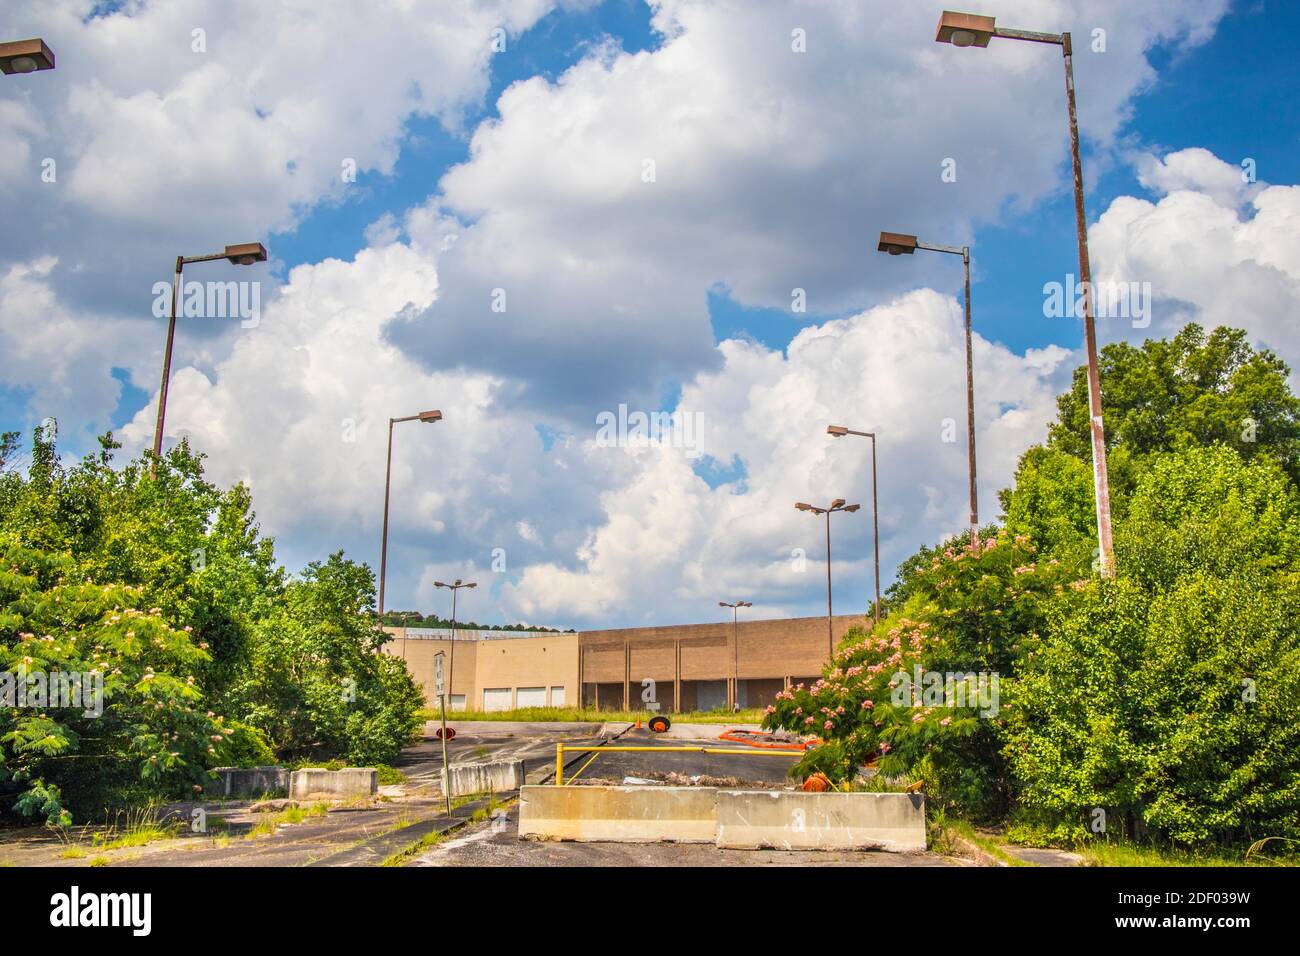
434;579;476;710
0;38;55;74
719;600;752;711
827;426;881;624
378;409;443;616
150;243;267;475
877;232;977;548
796;499;860;656
935;9;1115;576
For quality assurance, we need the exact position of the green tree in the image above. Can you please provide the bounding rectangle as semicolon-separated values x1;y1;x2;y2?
1005;447;1300;846
1047;324;1300;487
0;426;423;819
227;552;423;766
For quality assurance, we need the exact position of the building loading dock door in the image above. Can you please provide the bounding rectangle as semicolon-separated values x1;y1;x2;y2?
694;680;727;712
483;687;512;712
515;686;547;708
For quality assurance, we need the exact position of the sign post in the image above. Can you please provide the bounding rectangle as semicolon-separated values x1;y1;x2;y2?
434;651;450;815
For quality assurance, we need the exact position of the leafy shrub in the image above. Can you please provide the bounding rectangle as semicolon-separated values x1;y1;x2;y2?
1005;447;1300;846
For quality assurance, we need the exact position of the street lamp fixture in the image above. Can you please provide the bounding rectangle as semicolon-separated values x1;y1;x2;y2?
935;11;995;47
795;498;859;656
150;242;268;473
719;600;752;712
877;232;918;256
877;229;978;546
827;424;882;624
0;38;55;74
935;8;1116;576
378;409;444;615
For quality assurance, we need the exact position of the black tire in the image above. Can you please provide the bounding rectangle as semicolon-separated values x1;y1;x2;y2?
648;715;671;733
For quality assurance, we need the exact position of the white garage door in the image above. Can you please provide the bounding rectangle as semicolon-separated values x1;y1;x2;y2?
483;688;512;712
550;686;566;707
516;686;547;708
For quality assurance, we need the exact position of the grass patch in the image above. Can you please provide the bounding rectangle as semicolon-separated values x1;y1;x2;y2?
416;706;767;725
944;820;1034;867
88;856;110;867
381;829;444;867
246;801;329;838
1078;840;1289;868
90;806;183;851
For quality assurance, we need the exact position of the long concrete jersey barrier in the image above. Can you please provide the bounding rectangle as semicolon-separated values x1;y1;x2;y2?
441;759;525;798
715;790;926;852
519;786;719;843
290;768;378;802
518;785;926;851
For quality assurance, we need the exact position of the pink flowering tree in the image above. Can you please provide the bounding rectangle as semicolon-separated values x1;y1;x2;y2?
0;540;240;824
763;531;1078;818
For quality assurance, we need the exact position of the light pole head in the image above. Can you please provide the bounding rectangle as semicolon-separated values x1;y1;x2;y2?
466;582;477;589
844;504;862;513
827;425;849;438
831;498;846;510
224;242;268;266
795;502;812;511
739;601;752;608
418;409;443;423
935;11;996;48
878;232;918;256
434;581;447;588
0;39;55;74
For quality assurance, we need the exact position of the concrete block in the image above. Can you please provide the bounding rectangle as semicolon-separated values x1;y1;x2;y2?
441;760;525;798
206;766;289;798
518;785;718;843
289;768;378;802
715;790;926;852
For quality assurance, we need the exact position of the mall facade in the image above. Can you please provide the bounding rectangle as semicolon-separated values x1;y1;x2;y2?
381;613;865;712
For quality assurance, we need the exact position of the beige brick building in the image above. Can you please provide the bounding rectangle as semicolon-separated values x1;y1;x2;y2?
382;613;866;712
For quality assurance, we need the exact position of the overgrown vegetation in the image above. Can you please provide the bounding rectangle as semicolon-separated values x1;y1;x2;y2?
0;434;424;823
766;325;1300;857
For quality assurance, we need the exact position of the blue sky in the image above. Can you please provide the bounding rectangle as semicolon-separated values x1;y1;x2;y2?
2;0;1295;628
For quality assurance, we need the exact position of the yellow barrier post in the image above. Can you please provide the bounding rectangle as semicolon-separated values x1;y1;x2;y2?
555;743;564;787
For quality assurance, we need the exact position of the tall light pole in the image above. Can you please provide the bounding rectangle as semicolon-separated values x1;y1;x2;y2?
0;38;55;75
718;600;752;711
827;426;881;624
150;243;267;475
434;579;476;711
795;499;860;656
877;232;977;547
433;650;450;816
378;409;443;615
936;9;1115;576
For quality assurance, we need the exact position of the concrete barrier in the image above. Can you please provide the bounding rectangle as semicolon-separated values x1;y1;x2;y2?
289;768;378;802
518;785;926;852
715;790;926;852
518;785;718;843
441;759;525;798
206;766;289;798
